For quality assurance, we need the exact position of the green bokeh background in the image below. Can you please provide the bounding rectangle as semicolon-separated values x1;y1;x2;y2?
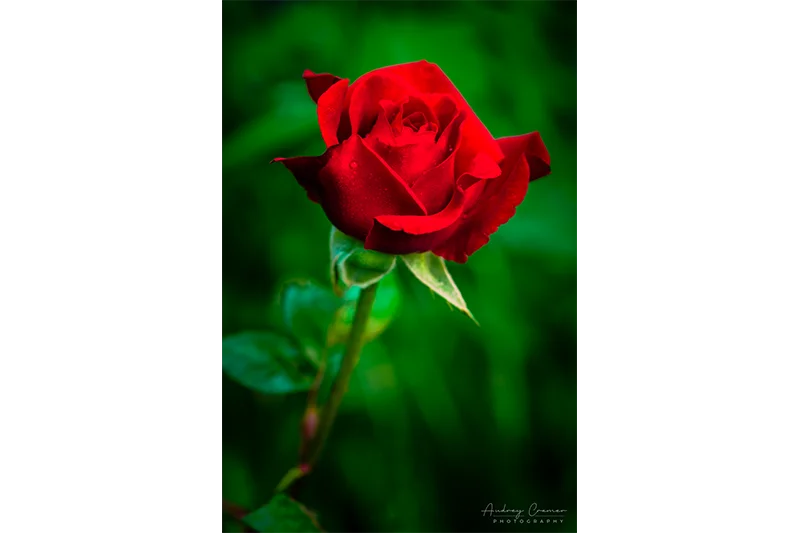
223;1;576;531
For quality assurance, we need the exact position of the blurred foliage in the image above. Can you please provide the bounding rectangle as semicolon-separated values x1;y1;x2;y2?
223;1;576;532
223;331;315;395
332;272;401;345
244;494;322;532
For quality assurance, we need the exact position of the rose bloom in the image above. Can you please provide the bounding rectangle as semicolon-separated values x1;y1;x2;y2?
274;60;550;263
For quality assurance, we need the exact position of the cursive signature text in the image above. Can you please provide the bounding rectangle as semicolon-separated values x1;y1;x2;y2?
482;502;568;520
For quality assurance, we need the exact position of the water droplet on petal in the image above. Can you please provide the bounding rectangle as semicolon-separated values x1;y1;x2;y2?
349;161;358;169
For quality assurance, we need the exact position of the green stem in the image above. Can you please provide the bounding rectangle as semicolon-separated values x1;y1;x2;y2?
305;282;378;468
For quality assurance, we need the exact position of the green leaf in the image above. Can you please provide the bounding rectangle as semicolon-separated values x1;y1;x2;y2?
401;252;477;323
330;227;396;293
243;494;321;533
280;280;343;363
222;331;316;395
330;269;401;344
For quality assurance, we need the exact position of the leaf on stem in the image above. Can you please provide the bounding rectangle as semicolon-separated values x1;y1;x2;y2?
401;252;477;324
223;331;316;395
280;280;343;363
243;494;322;532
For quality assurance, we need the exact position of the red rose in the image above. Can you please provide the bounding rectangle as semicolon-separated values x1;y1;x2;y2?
274;60;550;263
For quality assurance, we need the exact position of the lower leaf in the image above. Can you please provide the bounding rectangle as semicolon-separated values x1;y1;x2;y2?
243;494;322;532
223;331;316;395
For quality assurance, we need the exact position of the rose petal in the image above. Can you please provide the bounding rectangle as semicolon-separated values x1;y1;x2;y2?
365;186;466;255
403;111;427;131
363;144;502;255
369;99;404;144
402;95;437;125
269;154;323;204
456;151;502;191
410;113;501;213
406;112;467;212
432;131;550;263
303;70;343;104
365;109;465;192
493;131;551;182
410;154;456;214
424;93;459;135
347;72;418;137
272;135;427;240
364;61;504;164
315;78;350;147
393;126;436;148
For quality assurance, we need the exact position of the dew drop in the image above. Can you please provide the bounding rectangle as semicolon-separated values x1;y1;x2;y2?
349;161;358;169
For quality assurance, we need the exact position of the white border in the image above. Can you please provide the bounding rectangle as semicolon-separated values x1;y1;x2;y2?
1;2;221;531
1;1;799;532
579;2;800;531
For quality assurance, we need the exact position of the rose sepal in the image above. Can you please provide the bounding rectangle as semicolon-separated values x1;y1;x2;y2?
330;227;396;295
401;252;476;324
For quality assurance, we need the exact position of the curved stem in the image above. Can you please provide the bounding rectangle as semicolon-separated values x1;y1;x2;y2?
305;282;378;468
222;500;255;532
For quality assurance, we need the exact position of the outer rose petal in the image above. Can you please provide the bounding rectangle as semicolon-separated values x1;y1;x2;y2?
272;136;426;241
365;186;466;255
493;131;551;182
303;70;343;104
432;131;551;263
363;150;501;255
315;78;350;147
